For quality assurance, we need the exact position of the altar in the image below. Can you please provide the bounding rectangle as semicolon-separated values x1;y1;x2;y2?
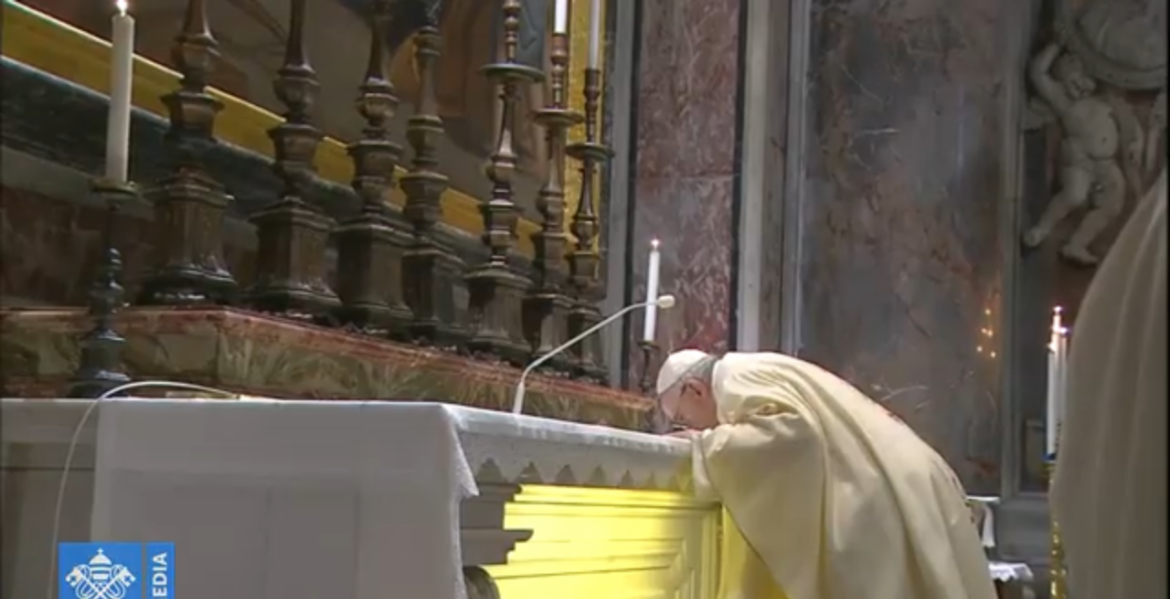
1;398;720;599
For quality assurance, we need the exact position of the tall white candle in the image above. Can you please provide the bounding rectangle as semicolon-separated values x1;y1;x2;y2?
1045;307;1063;457
587;0;602;68
106;0;135;184
553;0;569;34
642;239;661;342
1053;348;1062;456
1055;325;1069;441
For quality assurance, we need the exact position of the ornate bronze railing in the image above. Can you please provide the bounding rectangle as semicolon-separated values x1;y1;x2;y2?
5;0;613;396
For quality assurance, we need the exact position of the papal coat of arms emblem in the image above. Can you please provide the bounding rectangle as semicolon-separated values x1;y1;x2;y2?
63;549;138;599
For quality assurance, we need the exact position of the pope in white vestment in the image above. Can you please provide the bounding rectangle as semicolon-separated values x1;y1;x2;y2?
1051;170;1167;597
656;350;996;599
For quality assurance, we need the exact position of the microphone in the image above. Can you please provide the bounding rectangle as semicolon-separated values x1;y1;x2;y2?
512;294;677;414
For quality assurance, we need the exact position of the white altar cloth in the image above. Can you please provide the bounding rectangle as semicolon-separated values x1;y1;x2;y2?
2;398;689;599
988;561;1034;582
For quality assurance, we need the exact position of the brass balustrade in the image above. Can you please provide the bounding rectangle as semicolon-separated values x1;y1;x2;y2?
43;0;614;395
334;0;413;337
401;22;465;348
247;0;341;321
139;0;236;306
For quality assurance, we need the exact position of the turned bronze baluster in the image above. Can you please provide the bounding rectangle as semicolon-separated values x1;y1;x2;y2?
467;0;544;364
69;180;136;398
565;67;612;381
334;0;413;337
140;0;237;306
522;29;582;369
247;0;340;321
401;23;467;348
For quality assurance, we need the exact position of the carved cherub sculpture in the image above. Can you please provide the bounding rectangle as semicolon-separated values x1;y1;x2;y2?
1021;43;1141;266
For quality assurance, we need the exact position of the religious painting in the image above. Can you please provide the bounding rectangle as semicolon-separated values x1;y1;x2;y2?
17;0;592;221
1011;0;1165;492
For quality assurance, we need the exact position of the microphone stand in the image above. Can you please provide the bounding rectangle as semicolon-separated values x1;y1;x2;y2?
512;296;675;414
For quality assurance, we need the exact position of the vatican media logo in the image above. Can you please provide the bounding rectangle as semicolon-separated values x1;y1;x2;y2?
58;542;174;599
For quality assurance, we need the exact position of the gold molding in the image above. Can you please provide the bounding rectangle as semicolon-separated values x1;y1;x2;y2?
0;1;540;256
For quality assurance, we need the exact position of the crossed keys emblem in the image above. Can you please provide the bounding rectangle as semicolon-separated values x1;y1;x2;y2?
64;550;137;599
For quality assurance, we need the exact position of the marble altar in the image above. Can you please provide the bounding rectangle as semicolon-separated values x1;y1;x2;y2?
1;399;719;599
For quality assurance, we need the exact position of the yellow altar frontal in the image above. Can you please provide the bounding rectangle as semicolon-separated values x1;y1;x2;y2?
490;485;720;599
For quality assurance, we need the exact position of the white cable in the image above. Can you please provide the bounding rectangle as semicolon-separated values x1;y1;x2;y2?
46;380;236;599
511;294;677;415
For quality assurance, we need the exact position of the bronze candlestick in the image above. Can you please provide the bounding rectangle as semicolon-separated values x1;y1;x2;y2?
522;30;582;369
565;67;612;380
637;339;660;394
140;0;236;306
1045;459;1068;599
69;179;135;398
247;0;340;320
401;25;466;348
334;0;413;337
466;0;543;364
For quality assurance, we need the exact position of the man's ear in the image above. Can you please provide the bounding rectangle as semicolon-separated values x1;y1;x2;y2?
683;380;709;400
687;381;720;429
680;380;711;409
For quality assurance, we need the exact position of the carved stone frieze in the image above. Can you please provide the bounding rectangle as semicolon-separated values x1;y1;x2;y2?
1020;1;1166;267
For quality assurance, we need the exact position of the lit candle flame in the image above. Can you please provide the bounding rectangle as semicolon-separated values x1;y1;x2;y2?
116;0;128;15
651;238;660;249
1049;306;1064;352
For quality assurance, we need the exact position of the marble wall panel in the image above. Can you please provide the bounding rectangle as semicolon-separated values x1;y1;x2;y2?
738;0;791;352
627;0;742;387
631;176;737;354
795;0;1013;492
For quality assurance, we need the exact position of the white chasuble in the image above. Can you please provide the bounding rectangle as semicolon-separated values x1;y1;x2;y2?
1052;171;1167;598
692;352;996;599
